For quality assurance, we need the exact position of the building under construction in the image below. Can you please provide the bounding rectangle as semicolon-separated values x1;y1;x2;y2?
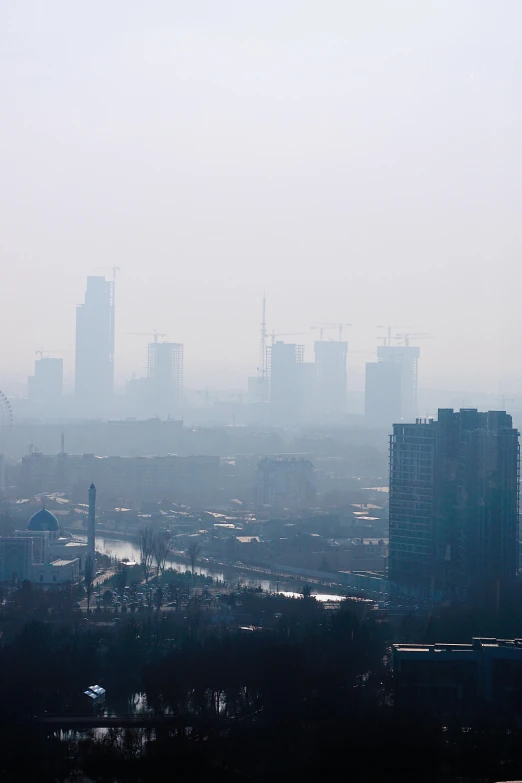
314;340;348;419
389;409;520;601
377;344;420;421
148;341;183;417
267;341;304;424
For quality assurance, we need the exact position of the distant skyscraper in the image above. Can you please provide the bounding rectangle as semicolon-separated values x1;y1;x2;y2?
300;361;318;420
28;357;63;404
377;345;420;421
365;361;402;427
389;409;519;601
268;341;304;424
147;341;183;417
75;277;114;412
314;340;348;419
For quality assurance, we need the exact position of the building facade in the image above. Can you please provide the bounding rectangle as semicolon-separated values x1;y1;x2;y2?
389;409;520;600
394;638;522;713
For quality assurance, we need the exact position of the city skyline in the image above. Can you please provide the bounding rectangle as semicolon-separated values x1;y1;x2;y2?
3;274;522;402
1;2;522;396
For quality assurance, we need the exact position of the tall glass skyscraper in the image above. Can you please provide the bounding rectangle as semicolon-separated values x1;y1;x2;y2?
75;276;114;414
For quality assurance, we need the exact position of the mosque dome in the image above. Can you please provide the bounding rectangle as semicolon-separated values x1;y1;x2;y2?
27;507;59;532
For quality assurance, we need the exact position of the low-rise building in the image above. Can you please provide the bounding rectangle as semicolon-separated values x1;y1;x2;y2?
0;507;84;584
393;638;522;712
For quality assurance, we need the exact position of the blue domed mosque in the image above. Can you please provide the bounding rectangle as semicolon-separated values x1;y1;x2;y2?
0;499;90;584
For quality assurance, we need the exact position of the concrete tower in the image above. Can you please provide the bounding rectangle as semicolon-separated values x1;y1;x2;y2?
88;483;96;561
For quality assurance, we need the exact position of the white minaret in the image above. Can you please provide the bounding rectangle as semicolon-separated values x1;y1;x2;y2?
88;483;96;561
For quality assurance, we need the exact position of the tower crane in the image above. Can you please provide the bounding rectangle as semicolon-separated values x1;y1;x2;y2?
394;332;431;347
127;331;167;343
35;350;62;359
269;332;305;345
377;325;402;347
310;325;337;341
313;322;352;341
96;265;120;283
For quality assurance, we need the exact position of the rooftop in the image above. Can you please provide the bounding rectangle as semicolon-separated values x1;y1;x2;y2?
50;559;79;567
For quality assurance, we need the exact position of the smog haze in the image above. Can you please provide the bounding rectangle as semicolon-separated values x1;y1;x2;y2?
1;0;521;393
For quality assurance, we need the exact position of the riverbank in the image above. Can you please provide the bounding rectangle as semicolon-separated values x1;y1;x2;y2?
66;531;347;596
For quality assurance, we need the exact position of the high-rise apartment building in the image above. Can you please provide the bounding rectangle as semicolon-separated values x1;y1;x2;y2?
147;341;183;417
28;357;63;405
377;345;420;420
268;341;304;424
389;409;520;600
365;361;402;427
314;340;348;419
75;277;114;413
256;456;316;510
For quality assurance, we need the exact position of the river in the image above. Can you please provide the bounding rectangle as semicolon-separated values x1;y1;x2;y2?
73;534;345;598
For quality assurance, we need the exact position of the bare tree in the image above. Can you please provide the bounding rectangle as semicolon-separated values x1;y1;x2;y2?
115;560;129;591
84;554;95;613
186;541;202;575
153;530;172;577
138;527;155;584
102;589;113;611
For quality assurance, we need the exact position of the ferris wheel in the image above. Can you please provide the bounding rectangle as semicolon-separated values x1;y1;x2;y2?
0;390;13;426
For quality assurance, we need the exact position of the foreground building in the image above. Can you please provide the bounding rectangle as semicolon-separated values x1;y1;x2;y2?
394;638;522;713
389;409;520;600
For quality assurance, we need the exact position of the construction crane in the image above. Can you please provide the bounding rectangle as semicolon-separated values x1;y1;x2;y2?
127;331;167;343
394;332;431;347
96;265;120;283
269;332;305;345
313;322;352;341
35;350;62;359
310;325;336;341
377;325;402;346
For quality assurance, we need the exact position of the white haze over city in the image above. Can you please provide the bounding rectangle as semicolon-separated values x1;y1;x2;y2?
0;0;521;395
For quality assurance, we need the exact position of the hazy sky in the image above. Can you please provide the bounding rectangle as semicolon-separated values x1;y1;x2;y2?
1;1;521;393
